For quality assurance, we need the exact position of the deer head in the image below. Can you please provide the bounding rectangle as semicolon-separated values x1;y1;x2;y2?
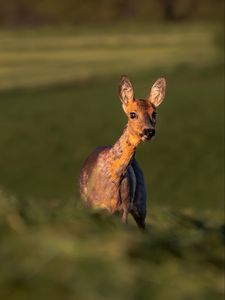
119;75;166;142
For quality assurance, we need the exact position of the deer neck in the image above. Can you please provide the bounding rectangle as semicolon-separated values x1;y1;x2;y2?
109;125;141;182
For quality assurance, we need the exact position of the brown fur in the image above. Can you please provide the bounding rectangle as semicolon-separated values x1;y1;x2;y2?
79;75;166;228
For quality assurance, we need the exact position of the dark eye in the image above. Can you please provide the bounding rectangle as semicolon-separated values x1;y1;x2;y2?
130;112;137;119
152;111;157;118
150;111;156;125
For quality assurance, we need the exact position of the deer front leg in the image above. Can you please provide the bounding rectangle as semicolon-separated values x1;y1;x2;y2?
119;167;136;226
119;178;130;225
121;209;128;224
130;210;146;230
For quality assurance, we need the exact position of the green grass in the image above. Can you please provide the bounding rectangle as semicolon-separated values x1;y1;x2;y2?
0;65;223;209
0;191;224;300
0;23;224;299
0;22;220;90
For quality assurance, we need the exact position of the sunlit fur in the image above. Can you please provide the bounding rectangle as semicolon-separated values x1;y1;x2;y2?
79;75;166;229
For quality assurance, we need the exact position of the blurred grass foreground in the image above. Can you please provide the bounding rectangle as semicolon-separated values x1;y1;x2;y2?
0;190;224;300
0;1;224;299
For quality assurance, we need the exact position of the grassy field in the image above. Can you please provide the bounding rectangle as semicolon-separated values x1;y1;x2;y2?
0;191;224;300
0;22;224;299
0;23;220;91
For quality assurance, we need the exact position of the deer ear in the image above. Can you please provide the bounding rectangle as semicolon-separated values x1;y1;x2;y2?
148;77;166;107
119;75;134;105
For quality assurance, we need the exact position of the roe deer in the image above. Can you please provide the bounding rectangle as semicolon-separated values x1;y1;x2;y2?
79;75;166;229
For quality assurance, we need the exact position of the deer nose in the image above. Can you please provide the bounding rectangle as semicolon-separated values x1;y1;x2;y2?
143;128;155;139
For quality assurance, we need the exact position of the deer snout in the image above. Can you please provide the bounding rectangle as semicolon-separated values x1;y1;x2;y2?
142;128;155;140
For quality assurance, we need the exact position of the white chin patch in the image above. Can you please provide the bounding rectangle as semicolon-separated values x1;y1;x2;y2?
142;136;150;142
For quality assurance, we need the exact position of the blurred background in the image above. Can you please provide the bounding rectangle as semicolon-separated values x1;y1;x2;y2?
0;1;224;300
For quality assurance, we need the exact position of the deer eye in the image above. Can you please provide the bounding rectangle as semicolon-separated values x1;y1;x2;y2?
152;111;157;120
130;112;137;119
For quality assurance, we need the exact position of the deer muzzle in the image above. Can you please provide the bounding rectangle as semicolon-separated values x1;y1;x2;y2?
142;128;155;140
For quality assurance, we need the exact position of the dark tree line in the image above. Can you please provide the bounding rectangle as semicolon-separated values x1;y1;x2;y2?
0;0;224;26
